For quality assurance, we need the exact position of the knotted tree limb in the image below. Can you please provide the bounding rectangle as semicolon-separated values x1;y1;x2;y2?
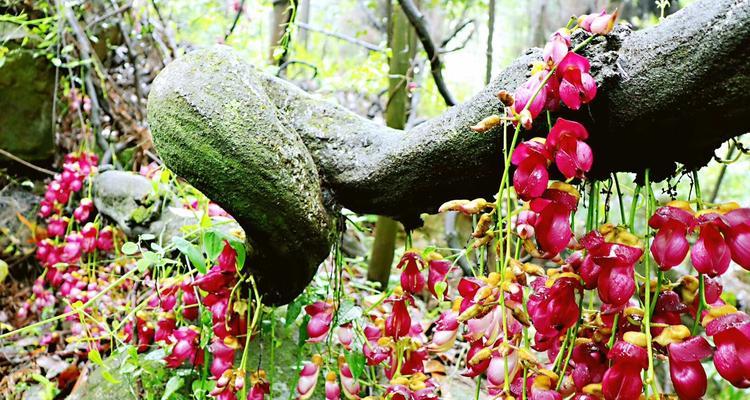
148;0;750;303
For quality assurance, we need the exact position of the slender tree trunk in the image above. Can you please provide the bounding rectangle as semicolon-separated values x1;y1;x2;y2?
297;0;311;49
269;0;297;66
367;0;416;289
485;0;495;85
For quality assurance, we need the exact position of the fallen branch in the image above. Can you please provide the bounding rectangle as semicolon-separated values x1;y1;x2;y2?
0;149;55;176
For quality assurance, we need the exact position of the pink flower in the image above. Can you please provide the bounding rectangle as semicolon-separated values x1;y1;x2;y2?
427;258;451;299
305;301;334;343
336;323;353;349
579;9;619;35
362;325;391;365
581;230;643;307
210;337;238;379
47;217;67;238
296;355;323;400
512;140;552;200
193;265;235;293
338;361;360;399
324;371;340;400
217;241;238;273
154;314;176;343
487;349;520;389
428;311;459;352
668;336;712;400
557;53;596;110
462;340;491;378
73;198;94;223
397;251;425;294
543;30;571;67
96;226;114;252
514;71;549;120
165;326;201;367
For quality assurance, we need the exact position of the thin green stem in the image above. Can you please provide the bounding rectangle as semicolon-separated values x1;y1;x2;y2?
643;169;656;390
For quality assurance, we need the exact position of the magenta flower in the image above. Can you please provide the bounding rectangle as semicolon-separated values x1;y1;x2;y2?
530;184;579;257
154;314;176;343
385;295;412;340
397;251;425;294
691;213;731;276
649;206;694;270
512;140;552;200
668;336;712;400
557;53;596;110
528;276;581;339
602;340;648;400
462;339;491;378
47;217;67;238
165;326;201;368
487;349;520;389
217;241;238;273
705;311;750;388
336;323;353;350
571;341;608;391
545;118;593;180
581;230;643;307
305;301;334;343
193;265;235;293
722;207;750;270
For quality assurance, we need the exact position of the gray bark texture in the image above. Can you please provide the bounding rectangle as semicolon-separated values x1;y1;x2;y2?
147;0;750;304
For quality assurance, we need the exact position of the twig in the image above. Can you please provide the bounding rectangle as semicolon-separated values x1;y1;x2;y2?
224;0;247;41
397;0;457;106
440;18;475;48
710;142;736;203
61;2;106;151
276;59;318;79
0;148;55;176
84;2;132;30
296;21;385;52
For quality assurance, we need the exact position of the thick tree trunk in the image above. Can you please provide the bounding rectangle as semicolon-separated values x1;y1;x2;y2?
148;0;750;303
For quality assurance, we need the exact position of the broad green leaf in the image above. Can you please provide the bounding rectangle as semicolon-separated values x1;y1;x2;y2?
162;376;183;400
101;370;121;384
88;348;103;365
203;230;223;261
140;233;156;241
285;298;303;327
172;237;206;274
345;351;366;380
121;242;139;255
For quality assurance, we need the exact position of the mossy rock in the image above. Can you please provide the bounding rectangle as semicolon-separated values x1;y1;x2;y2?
0;46;54;163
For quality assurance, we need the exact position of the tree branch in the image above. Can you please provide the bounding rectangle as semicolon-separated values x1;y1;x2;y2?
397;0;457;106
148;0;750;303
295;21;385;52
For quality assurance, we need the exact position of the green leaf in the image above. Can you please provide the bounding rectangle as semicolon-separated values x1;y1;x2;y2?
101;370;121;385
203;230;223;261
337;301;362;325
345;351;366;380
140;233;156;241
434;281;448;302
285;298;304;327
121;242;139;255
229;240;246;272
162;376;184;400
88;348;103;365
298;315;310;346
172;237;206;274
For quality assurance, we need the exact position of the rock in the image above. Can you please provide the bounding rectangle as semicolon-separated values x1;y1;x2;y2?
92;171;154;236
92;170;243;244
67;352;139;400
0;23;55;163
0;185;41;271
148;46;337;305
